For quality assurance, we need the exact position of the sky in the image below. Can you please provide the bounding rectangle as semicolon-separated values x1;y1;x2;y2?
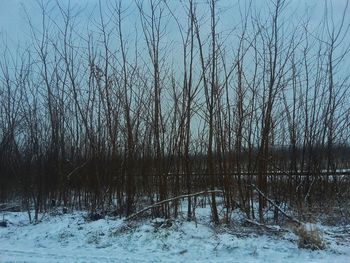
0;0;349;82
0;0;349;49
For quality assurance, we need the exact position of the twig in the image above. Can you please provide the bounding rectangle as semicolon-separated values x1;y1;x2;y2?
125;190;223;221
304;177;316;203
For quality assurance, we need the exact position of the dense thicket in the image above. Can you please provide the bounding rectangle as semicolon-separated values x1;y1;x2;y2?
1;0;350;223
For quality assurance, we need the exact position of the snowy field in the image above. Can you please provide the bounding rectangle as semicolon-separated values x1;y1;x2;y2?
1;206;350;263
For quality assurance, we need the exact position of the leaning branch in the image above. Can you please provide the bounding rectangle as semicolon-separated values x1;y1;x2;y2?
67;161;88;180
125;190;223;221
251;184;302;226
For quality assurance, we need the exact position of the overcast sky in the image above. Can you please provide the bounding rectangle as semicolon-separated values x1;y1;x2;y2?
0;0;349;58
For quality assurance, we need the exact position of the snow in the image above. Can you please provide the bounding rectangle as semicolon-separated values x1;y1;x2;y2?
1;207;350;262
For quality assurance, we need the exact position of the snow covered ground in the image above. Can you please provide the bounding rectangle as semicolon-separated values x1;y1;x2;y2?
1;206;350;262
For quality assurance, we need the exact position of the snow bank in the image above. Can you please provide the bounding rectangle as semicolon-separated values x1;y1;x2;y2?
1;209;349;262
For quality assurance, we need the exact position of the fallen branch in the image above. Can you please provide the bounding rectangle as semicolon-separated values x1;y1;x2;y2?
125;190;223;221
0;205;21;212
245;218;286;232
251;184;301;226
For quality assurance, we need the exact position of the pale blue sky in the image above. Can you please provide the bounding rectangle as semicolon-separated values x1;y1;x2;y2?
0;0;349;48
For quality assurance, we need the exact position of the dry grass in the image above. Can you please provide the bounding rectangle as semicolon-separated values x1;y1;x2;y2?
296;224;326;250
